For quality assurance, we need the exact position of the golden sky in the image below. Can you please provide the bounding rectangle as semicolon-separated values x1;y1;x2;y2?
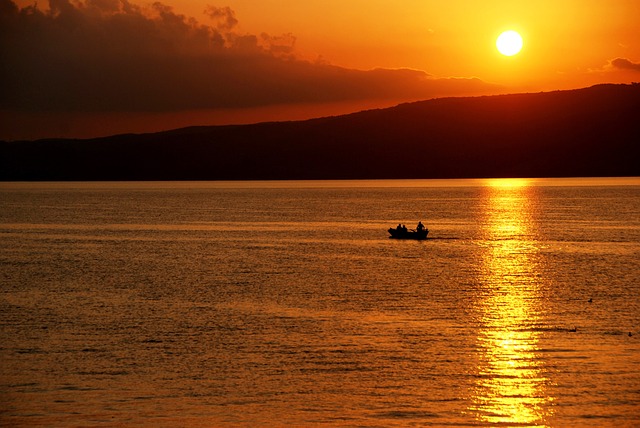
2;0;639;139
180;0;640;87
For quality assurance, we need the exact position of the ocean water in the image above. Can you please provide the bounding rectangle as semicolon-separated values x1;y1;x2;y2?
1;178;639;427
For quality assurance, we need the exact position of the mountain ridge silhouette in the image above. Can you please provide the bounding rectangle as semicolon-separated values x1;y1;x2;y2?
2;83;639;180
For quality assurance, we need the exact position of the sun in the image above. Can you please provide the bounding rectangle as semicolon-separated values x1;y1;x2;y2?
496;30;523;56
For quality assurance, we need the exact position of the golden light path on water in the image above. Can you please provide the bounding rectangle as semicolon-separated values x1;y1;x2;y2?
470;178;553;426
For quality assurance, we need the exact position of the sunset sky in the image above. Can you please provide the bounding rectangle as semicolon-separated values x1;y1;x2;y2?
2;0;639;140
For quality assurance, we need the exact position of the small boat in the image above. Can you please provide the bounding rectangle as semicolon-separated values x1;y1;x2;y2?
388;227;429;240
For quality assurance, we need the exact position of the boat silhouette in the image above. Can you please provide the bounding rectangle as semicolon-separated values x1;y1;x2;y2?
388;224;429;240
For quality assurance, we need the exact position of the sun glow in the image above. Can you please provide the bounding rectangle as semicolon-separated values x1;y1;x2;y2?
496;30;523;56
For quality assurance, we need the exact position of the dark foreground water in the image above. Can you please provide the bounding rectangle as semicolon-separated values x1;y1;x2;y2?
1;178;639;427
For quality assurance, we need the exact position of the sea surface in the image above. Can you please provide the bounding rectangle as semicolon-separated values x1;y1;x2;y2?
1;178;639;427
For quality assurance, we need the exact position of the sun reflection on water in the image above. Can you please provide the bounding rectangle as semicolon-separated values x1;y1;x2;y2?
469;180;552;426
482;177;532;189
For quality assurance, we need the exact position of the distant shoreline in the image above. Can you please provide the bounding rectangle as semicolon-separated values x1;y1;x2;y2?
2;178;639;189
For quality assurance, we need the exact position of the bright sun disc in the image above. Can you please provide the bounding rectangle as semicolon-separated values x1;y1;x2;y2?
496;30;523;56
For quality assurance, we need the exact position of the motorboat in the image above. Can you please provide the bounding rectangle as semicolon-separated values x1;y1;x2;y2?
388;226;429;240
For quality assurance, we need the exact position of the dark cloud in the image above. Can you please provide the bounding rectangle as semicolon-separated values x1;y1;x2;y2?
0;0;496;113
203;5;237;31
610;57;640;72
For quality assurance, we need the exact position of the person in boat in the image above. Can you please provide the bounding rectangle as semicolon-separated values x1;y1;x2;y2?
396;224;403;231
402;224;407;232
416;221;425;232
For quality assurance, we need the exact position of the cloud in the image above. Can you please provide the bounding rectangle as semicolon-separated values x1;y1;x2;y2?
0;0;496;113
203;5;237;31
609;57;640;72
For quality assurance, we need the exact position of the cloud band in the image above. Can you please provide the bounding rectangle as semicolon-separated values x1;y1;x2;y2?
0;0;494;112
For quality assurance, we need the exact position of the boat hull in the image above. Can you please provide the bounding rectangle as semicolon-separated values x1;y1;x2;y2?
388;228;429;240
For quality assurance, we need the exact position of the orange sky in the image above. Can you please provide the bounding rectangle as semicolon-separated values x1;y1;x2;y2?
3;0;640;140
179;0;640;86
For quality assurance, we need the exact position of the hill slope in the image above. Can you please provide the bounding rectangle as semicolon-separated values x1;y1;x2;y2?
2;84;639;180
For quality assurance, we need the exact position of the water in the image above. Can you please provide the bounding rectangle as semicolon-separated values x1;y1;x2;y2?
1;178;639;427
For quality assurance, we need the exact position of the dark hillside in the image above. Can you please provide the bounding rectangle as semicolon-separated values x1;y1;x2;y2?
1;83;639;180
